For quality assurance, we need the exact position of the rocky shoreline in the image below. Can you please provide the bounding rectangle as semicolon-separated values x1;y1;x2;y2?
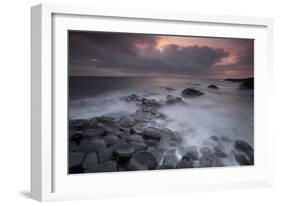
69;85;254;174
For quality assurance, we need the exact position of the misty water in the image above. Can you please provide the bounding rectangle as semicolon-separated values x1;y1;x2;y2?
69;76;253;167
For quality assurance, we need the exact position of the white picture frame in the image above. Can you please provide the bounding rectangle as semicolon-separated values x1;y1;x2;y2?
31;3;274;202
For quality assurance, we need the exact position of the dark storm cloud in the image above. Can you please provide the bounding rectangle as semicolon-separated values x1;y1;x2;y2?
69;31;250;77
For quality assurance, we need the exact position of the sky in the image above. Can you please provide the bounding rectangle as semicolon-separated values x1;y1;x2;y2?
68;31;254;79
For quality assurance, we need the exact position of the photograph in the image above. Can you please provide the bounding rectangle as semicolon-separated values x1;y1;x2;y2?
68;31;254;174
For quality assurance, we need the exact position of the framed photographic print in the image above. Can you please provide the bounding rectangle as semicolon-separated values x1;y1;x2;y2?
31;3;274;201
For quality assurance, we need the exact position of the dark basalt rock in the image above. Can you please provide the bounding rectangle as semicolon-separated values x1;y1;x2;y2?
181;88;204;98
165;95;184;105
127;134;144;143
129;141;147;151
143;127;161;141
103;135;119;147
84;125;107;138
208;85;219;89
234;154;253;165
69;152;84;167
127;151;158;170
77;138;106;153
69;131;85;144
177;156;194;168
184;146;199;160
164;87;176;91
96;161;118;172
69;141;78;152
161;153;179;169
234;140;254;164
69;165;84;174
69;119;89;131
97;148;113;163
198;155;213;167
120;94;141;103
113;143;135;163
210;135;219;142
82;152;98;169
119;116;135;128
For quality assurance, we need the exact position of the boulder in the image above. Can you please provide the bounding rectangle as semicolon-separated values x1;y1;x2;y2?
184;146;199;160
234;140;254;163
165;95;184;105
82;152;98;169
177;156;194;168
97;148;113;163
69;141;77;152
69;152;84;167
181;88;204;98
127;151;158;170
234;154;253;165
143;127;161;141
161;153;178;169
120;94;141;103
208;85;219;89
113;143;135;162
77;138;106;153
119;116;135;128
69;131;85;144
127;134;144;143
103;135;119;147
164;87;176;91
84;125;106;137
95;161;118;172
210;135;219;142
129;141;147;151
198;155;213;168
146;147;165;165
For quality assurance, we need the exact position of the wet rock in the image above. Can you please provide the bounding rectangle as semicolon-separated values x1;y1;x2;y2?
77;138;106;153
84;125;106;138
199;147;224;167
234;140;254;163
234;154;253;165
70;131;85;144
210;135;219;142
214;144;228;158
161;153;178;169
198;155;213;167
129;141;147;151
96;161;118;172
208;85;219;89
113;143;135;162
97;148;113;163
82;152;98;169
69;165;84;174
164;87;176;91
119;116;135;128
118;131;131;140
127;134;144;143
103;135;119;147
69;141;77;152
143;127;161;141
220;136;232;142
127;151;158;170
165;95;184;105
184;146;199;160
146;147;164;165
69;119;89;131
141;98;161;109
130;124;145;134
69;152;84;167
145;139;158;147
177;156;194;168
120;94;141;103
181;88;204;98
